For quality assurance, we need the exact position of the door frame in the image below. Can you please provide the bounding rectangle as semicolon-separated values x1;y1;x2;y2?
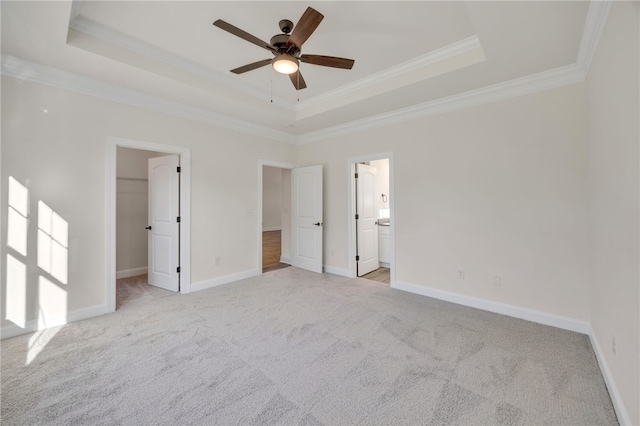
257;160;297;273
347;152;395;285
107;137;191;313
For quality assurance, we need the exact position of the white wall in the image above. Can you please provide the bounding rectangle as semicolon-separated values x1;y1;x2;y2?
1;76;296;332
369;158;390;215
117;147;164;179
115;147;164;277
298;83;590;322
262;166;282;231
586;3;640;424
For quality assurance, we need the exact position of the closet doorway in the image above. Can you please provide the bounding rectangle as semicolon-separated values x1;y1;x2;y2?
115;147;179;307
107;137;191;314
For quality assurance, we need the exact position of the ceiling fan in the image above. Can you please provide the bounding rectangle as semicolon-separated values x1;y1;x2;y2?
213;7;355;90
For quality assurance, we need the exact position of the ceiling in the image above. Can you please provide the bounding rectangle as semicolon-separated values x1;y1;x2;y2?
1;1;605;144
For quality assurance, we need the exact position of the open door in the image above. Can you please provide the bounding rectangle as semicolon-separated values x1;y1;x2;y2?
291;165;323;273
147;155;180;291
356;163;379;276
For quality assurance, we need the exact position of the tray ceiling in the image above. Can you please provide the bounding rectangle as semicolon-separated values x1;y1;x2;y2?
1;1;605;143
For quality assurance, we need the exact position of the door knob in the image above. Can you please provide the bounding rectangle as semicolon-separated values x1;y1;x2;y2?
145;226;152;230
313;222;323;227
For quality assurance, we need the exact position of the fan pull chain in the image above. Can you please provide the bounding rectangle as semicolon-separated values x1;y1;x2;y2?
270;77;273;103
297;72;300;102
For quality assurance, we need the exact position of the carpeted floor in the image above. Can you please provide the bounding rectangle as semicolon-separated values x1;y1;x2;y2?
1;267;617;425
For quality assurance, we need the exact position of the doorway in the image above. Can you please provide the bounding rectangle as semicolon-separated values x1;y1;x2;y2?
258;160;296;273
115;147;172;307
107;137;191;313
262;165;291;273
348;153;394;286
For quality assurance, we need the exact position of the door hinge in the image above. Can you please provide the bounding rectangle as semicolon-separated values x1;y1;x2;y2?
177;216;181;223
355;214;359;220
177;266;181;273
356;255;360;261
355;173;359;179
177;166;181;173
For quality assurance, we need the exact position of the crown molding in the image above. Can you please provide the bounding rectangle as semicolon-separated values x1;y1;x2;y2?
1;55;297;145
69;0;82;21
294;35;484;114
297;63;585;144
68;15;296;110
576;1;612;74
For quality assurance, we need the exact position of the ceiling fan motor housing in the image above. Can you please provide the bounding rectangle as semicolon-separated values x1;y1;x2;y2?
270;34;300;56
270;34;289;50
279;19;294;34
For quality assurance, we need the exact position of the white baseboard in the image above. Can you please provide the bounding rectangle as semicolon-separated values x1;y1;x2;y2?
589;329;632;425
116;267;148;279
280;256;291;265
1;304;109;340
190;269;260;292
262;226;282;232
393;280;589;334
380;262;390;268
323;265;351;277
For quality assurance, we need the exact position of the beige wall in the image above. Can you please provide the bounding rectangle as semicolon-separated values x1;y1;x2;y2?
586;2;640;424
369;158;390;215
262;166;282;230
298;83;590;321
117;147;165;180
1;76;296;329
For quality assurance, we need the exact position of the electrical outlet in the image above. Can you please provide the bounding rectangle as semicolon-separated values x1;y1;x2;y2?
458;269;465;280
215;257;221;266
612;336;616;355
493;275;502;287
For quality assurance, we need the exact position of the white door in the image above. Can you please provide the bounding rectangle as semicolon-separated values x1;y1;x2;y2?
291;165;323;273
356;163;379;276
148;155;180;291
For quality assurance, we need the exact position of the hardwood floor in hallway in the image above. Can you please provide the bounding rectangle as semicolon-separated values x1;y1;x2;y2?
263;230;290;273
362;267;390;284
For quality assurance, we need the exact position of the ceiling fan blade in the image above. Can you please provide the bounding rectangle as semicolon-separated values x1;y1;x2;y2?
300;54;355;70
289;71;307;90
287;7;324;49
213;19;276;53
230;59;272;74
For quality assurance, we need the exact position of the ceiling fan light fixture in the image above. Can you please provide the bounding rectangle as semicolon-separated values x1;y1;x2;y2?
272;54;299;74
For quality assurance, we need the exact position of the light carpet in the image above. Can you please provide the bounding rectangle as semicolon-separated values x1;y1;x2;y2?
1;267;617;425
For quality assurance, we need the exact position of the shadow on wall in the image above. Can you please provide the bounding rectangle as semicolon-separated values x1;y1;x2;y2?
5;175;69;365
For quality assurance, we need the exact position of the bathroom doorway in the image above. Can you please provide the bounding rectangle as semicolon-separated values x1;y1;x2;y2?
348;153;394;286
